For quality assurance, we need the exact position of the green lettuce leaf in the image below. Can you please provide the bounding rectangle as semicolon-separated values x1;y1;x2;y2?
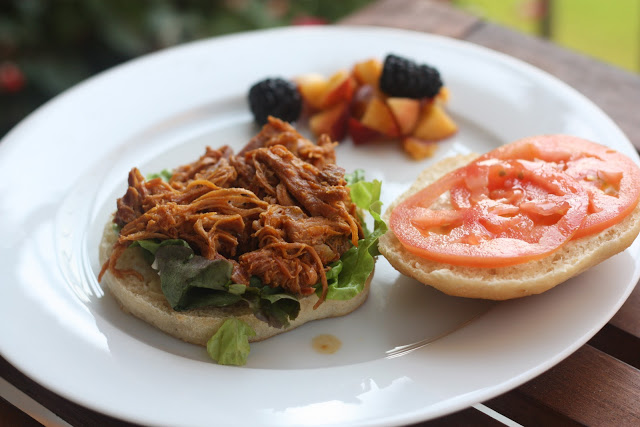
344;169;365;185
345;169;382;237
146;169;173;182
244;284;300;329
154;245;242;311
206;318;256;366
133;239;301;328
320;170;387;300
324;224;385;300
348;172;381;212
130;238;189;255
131;239;190;264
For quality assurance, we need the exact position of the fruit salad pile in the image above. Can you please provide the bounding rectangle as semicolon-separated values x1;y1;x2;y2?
248;54;458;160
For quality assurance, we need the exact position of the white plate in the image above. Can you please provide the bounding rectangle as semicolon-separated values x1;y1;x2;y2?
1;26;639;427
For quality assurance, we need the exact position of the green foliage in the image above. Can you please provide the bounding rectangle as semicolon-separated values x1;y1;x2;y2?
550;0;640;72
452;0;640;73
0;0;374;136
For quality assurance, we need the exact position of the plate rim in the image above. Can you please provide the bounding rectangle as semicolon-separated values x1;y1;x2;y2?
1;25;639;426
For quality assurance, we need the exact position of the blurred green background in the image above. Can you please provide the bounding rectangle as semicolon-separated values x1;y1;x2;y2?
0;0;374;137
1;0;639;138
453;0;640;72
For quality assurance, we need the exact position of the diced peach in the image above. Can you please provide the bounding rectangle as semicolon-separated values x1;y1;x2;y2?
435;86;450;104
386;97;421;135
348;117;384;145
402;137;439;160
309;102;349;141
319;70;357;109
360;97;400;138
350;85;375;120
412;103;458;141
352;58;383;88
296;73;330;110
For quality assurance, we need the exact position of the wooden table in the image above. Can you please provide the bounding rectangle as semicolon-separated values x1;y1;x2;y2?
2;0;640;425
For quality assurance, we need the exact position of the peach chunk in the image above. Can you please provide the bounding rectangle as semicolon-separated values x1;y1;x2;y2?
402;137;439;160
319;70;357;109
309;102;350;141
296;73;330;111
412;103;458;142
386;97;421;136
360;97;400;138
436;86;450;104
352;58;383;88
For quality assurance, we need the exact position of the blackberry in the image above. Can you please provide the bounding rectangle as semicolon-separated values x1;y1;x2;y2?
379;54;443;99
248;78;302;125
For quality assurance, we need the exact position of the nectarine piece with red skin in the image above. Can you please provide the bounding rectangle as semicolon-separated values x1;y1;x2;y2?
360;97;400;138
350;85;376;120
319;70;357;110
295;59;455;157
309;102;350;141
348;117;385;145
386;97;421;136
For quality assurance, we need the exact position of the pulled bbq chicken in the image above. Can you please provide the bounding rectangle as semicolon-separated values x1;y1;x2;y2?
100;117;363;305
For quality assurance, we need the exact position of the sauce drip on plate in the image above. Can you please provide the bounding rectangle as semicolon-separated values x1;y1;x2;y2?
312;334;341;354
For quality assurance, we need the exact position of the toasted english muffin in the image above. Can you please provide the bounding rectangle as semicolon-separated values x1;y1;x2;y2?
99;222;372;346
379;154;640;300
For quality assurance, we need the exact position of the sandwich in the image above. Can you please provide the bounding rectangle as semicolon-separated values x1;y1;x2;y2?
379;135;640;300
98;117;385;365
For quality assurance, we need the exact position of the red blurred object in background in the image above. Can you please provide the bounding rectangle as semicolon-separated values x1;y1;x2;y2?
292;15;328;26
0;62;25;93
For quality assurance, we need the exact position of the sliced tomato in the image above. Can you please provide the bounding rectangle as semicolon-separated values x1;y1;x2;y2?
480;135;640;238
391;158;589;267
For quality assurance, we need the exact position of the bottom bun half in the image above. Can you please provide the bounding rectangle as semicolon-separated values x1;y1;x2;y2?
99;223;372;346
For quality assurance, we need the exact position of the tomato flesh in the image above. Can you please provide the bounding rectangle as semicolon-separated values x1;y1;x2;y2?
391;135;640;268
391;158;589;267
481;135;640;238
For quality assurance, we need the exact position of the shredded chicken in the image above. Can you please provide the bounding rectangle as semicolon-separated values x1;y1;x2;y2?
100;117;362;305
